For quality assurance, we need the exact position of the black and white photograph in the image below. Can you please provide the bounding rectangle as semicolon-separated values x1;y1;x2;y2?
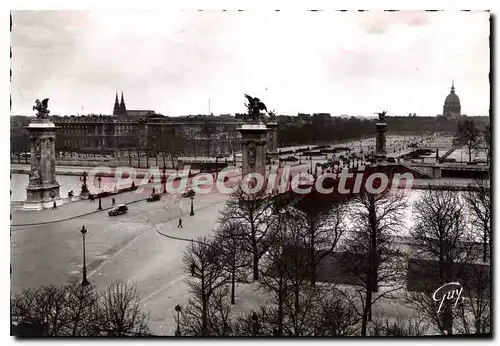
8;7;492;337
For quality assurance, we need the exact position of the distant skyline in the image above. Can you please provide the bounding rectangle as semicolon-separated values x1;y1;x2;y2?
11;11;490;117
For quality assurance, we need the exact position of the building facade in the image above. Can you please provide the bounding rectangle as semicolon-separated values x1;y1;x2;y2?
11;93;243;158
51;114;242;157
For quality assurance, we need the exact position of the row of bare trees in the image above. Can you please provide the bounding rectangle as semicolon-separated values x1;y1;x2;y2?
11;280;150;336
177;177;491;336
453;119;490;164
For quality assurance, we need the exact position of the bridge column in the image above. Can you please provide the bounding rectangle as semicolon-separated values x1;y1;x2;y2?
432;166;442;179
238;123;268;179
375;120;387;163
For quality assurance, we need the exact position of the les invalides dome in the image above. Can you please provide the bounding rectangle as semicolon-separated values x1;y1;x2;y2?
442;81;461;118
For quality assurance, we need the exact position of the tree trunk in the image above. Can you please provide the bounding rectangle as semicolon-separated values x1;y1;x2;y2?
252;249;259;281
483;228;488;263
201;277;208;336
294;284;300;315
170;154;175;170
231;266;236;305
278;278;284;336
202;295;208;336
146;151;149;168
310;224;316;286
137;148;141;168
361;290;372;336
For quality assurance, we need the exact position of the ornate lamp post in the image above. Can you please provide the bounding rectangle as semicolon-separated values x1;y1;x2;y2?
190;195;195;216
97;176;102;210
80;225;89;286
174;304;182;336
80;171;89;194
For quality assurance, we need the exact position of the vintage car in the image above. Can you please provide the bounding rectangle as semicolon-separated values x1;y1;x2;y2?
108;204;128;216
147;193;161;202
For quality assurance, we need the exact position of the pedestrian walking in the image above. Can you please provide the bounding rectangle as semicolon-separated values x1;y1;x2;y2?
52;201;57;209
112;197;115;206
178;218;183;228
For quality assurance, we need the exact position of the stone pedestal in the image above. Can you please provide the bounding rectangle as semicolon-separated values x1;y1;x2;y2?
375;122;387;162
238;122;269;178
266;122;279;163
23;121;62;211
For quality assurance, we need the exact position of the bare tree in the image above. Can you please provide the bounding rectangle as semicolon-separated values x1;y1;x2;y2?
463;179;491;263
274;207;311;324
213;221;252;304
64;284;101;336
11;282;150;336
11;284;73;336
258;206;309;335
340;190;409;336
455;262;490;335
198;121;217;157
454;119;481;162
299;200;347;285
481;124;491;165
460;179;491;335
98;280;150;336
309;289;360;336
407;189;476;335
369;317;429;336
182;236;228;336
178;284;234;336
159;126;178;169
231;282;358;336
219;184;274;281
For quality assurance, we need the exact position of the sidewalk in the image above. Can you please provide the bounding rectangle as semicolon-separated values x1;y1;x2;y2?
11;187;156;226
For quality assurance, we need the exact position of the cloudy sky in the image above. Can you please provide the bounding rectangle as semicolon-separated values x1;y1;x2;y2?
11;10;490;117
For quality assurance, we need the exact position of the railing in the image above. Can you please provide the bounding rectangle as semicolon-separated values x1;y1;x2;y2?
438;144;458;163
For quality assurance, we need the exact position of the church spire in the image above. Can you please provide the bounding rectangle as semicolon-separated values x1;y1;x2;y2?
119;91;126;114
113;91;120;115
451;80;455;94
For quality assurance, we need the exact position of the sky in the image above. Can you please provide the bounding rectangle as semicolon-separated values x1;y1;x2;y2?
10;10;490;117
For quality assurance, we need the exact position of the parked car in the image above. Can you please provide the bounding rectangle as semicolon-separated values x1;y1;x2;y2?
108;204;128;216
147;193;161;202
182;189;196;198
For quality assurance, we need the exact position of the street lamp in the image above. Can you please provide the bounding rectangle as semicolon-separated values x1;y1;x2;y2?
80;225;89;286
97;176;102;210
174;304;182;336
190;195;195;216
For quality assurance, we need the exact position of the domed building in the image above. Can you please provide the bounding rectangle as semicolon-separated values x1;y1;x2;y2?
442;81;461;118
